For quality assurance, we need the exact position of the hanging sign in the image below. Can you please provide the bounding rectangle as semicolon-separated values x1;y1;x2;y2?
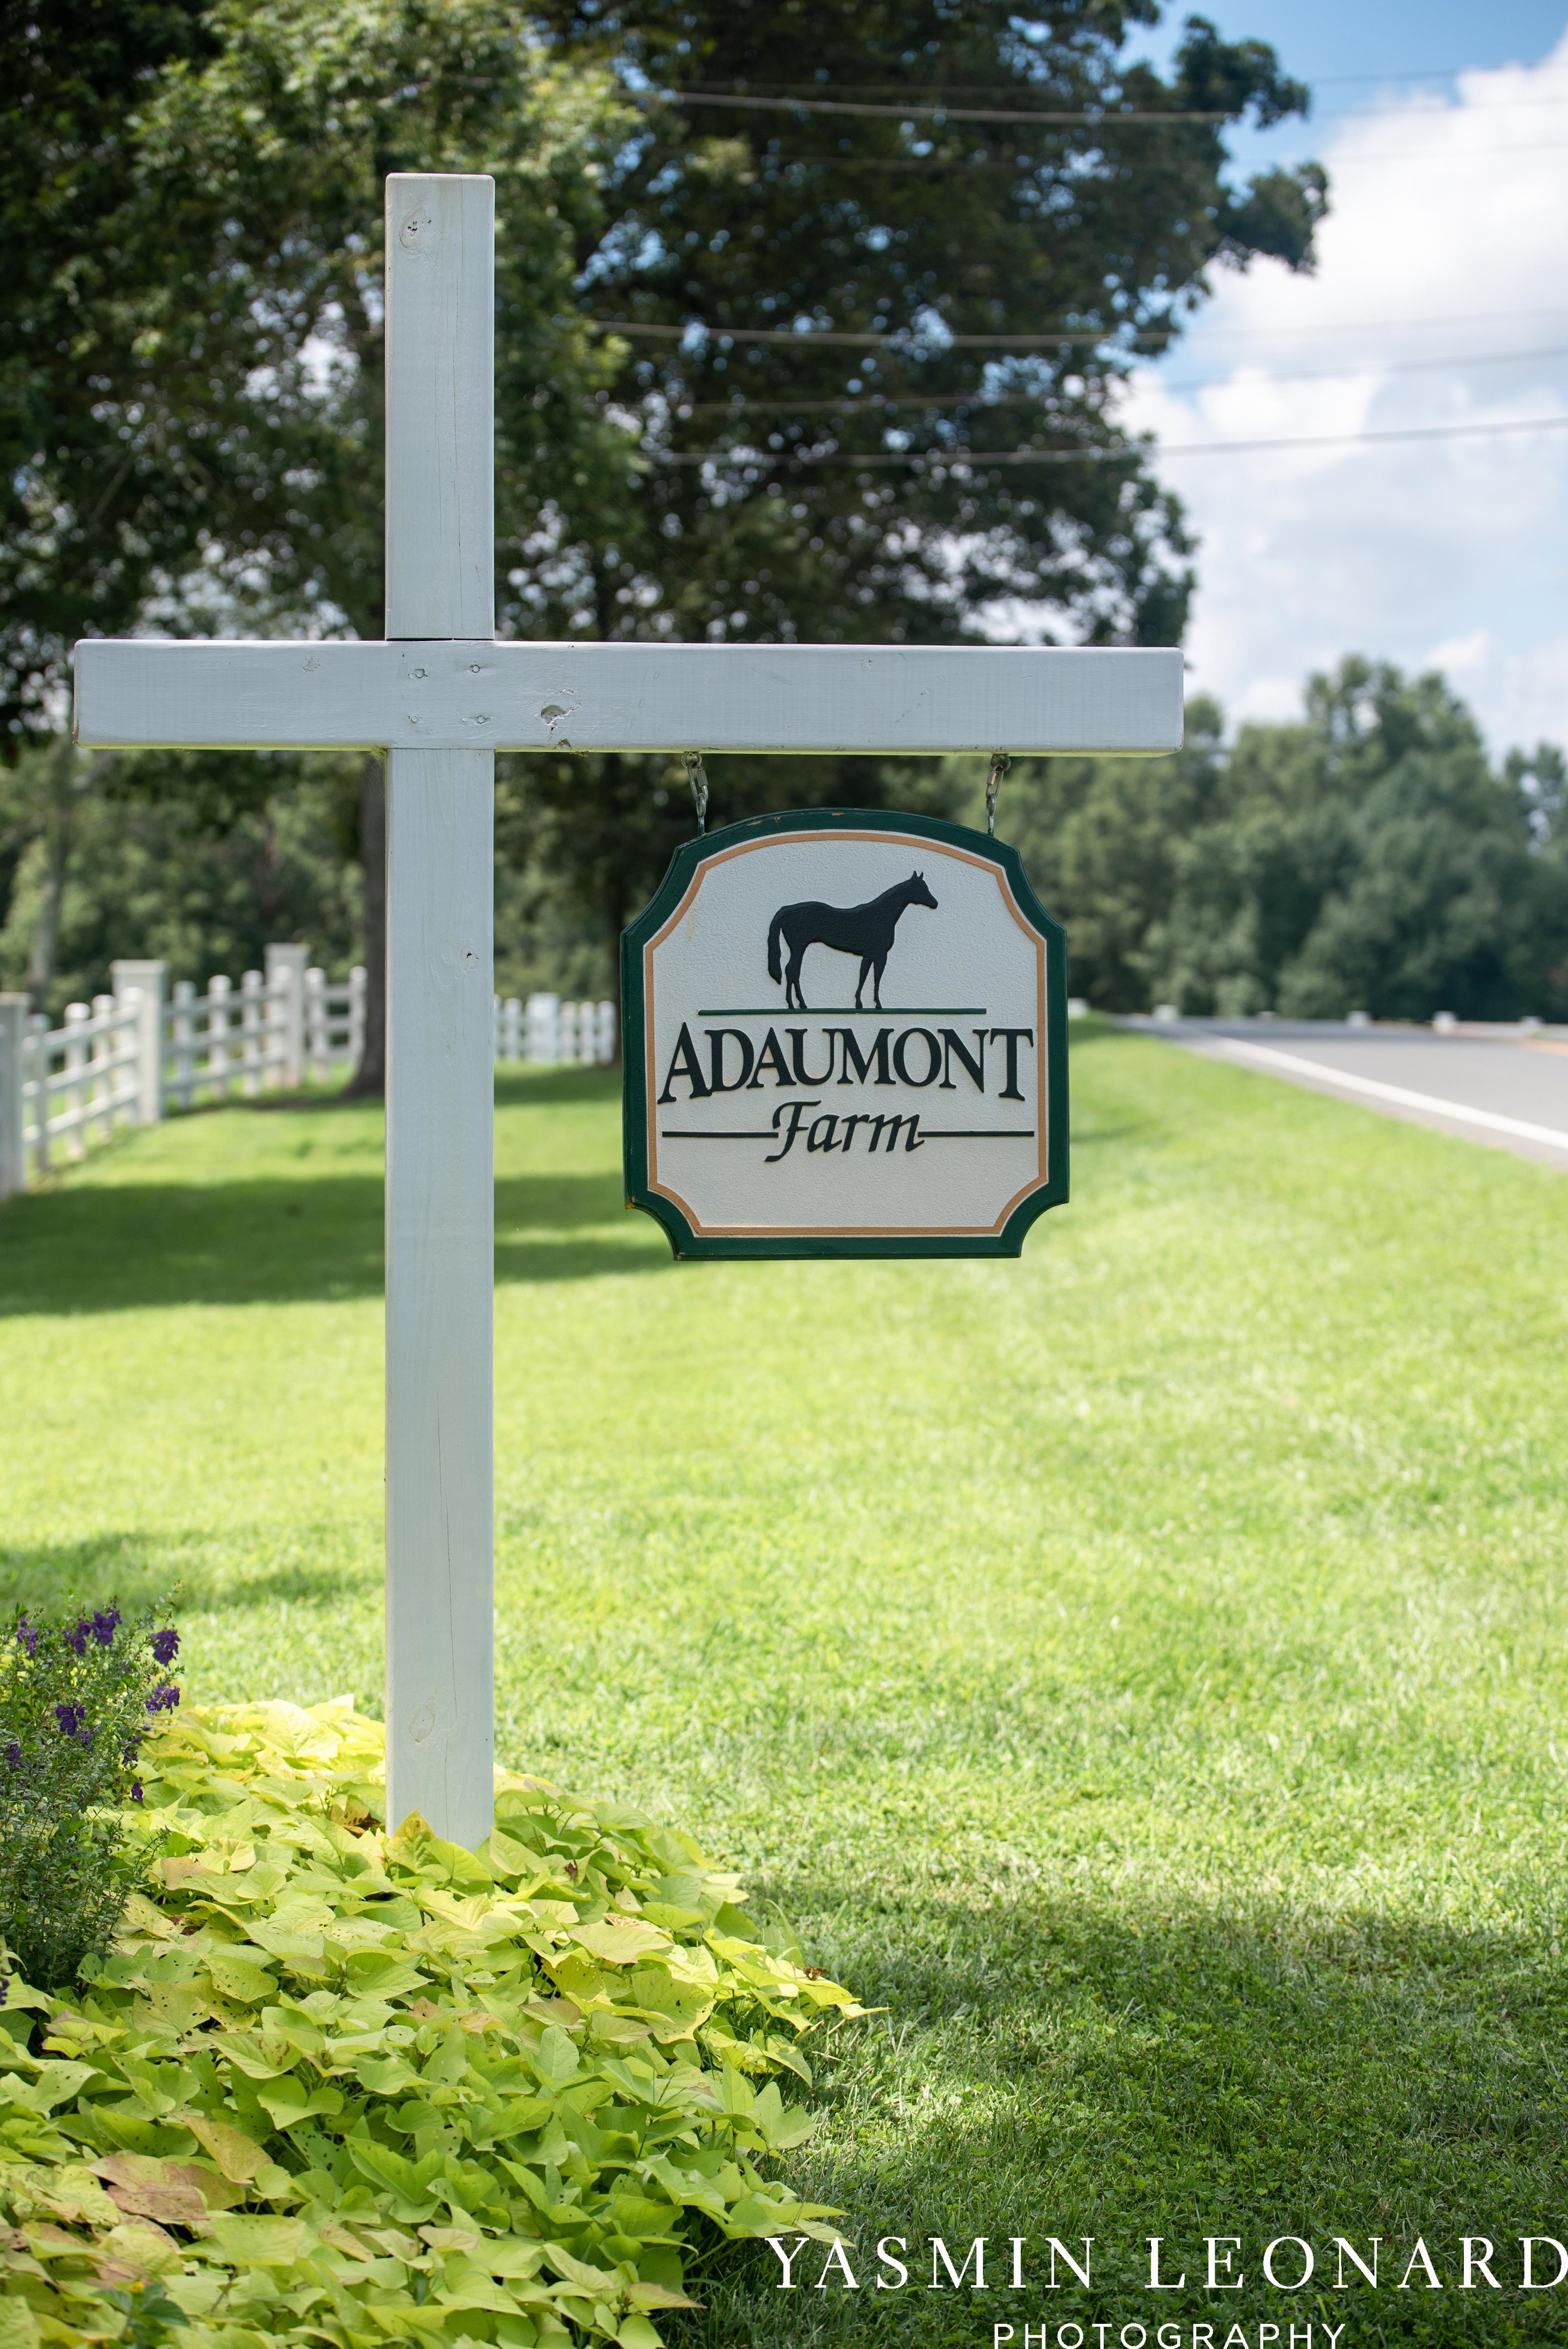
622;808;1067;1259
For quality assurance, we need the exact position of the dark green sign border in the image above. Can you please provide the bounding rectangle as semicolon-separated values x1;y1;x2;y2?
621;806;1069;1261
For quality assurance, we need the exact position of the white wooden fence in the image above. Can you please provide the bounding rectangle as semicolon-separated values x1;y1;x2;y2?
0;953;615;1197
503;995;617;1068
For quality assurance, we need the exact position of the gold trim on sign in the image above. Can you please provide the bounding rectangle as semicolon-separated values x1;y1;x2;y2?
645;829;1050;1237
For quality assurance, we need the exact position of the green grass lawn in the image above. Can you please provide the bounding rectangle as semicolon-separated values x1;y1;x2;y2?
3;1029;1568;2346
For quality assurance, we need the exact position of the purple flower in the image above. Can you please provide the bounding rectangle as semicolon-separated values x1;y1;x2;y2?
90;1608;120;1646
15;1620;38;1658
145;1684;181;1715
1;1742;20;1770
54;1702;85;1738
64;1620;90;1655
130;1782;144;1804
151;1628;179;1666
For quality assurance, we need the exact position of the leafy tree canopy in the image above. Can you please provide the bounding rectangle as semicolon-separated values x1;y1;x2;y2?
1002;659;1568;1022
532;0;1323;650
1;0;632;734
2;0;1327;1014
509;0;1327;947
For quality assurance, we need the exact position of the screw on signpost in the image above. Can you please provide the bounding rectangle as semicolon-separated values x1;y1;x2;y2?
986;749;1011;839
682;751;710;835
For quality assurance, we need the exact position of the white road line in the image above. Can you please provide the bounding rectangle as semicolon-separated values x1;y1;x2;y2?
1213;1037;1568;1153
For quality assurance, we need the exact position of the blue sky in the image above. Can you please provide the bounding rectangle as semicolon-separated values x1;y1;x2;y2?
1131;0;1568;156
1073;3;1568;748
1131;0;1567;80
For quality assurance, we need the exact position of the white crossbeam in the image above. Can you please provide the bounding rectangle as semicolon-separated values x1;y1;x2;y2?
73;638;1182;756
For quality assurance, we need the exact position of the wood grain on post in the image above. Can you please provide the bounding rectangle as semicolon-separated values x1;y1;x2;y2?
383;173;496;1847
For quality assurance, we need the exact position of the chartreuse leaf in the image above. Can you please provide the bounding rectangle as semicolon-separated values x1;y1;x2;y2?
0;1699;862;2346
204;1951;278;2004
197;2214;309;2266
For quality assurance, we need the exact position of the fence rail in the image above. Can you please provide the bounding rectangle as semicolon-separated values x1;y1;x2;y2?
0;952;615;1197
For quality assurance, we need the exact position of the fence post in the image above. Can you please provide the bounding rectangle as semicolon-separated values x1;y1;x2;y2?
349;966;367;1066
90;995;117;1142
172;980;196;1108
208;974;232;1103
265;941;310;1088
64;1003;88;1158
0;995;26;1199
304;967;327;1081
110;958;166;1125
27;1013;49;1174
526;992;559;1065
240;970;264;1094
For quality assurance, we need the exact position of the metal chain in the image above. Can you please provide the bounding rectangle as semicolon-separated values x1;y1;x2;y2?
985;749;1011;838
681;750;710;835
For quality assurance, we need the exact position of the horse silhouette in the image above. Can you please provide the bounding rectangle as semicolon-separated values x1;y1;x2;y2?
766;871;938;1010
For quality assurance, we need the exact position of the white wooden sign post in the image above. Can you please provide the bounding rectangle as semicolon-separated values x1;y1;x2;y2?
73;172;1184;1850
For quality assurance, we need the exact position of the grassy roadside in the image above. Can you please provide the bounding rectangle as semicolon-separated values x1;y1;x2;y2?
3;1030;1567;2345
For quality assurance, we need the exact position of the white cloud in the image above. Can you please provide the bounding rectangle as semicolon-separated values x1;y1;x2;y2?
1121;27;1568;754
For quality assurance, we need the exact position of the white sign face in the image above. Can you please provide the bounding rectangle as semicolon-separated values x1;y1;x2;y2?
622;811;1067;1258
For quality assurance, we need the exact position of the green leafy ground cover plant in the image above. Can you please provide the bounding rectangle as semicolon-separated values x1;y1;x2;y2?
0;1699;861;2348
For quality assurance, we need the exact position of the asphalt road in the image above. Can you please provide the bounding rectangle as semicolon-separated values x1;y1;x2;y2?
1121;1017;1568;1172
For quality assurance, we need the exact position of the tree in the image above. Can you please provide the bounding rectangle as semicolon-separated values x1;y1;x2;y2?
1;0;215;741
3;0;1328;1043
1032;658;1568;1022
3;0;635;1078
950;699;1229;1010
1225;664;1568;1020
497;0;1323;971
0;745;363;1019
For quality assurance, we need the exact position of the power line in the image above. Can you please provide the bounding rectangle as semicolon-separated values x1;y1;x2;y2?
674;346;1568;413
1271;61;1568;84
594;319;1170;349
1159;344;1568;391
699;137;1568;169
1155;304;1568;343
1121;413;1568;459
1320;95;1568;110
1318;136;1568;161
588;305;1568;353
676;80;1224;99
647;88;1237;125
664;77;1568;119
647;412;1568;466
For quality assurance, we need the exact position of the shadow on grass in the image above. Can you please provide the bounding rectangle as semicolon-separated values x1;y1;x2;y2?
0;1168;664;1315
176;1066;622;1114
679;1883;1568;2349
0;1528;381;1617
495;1066;622;1108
